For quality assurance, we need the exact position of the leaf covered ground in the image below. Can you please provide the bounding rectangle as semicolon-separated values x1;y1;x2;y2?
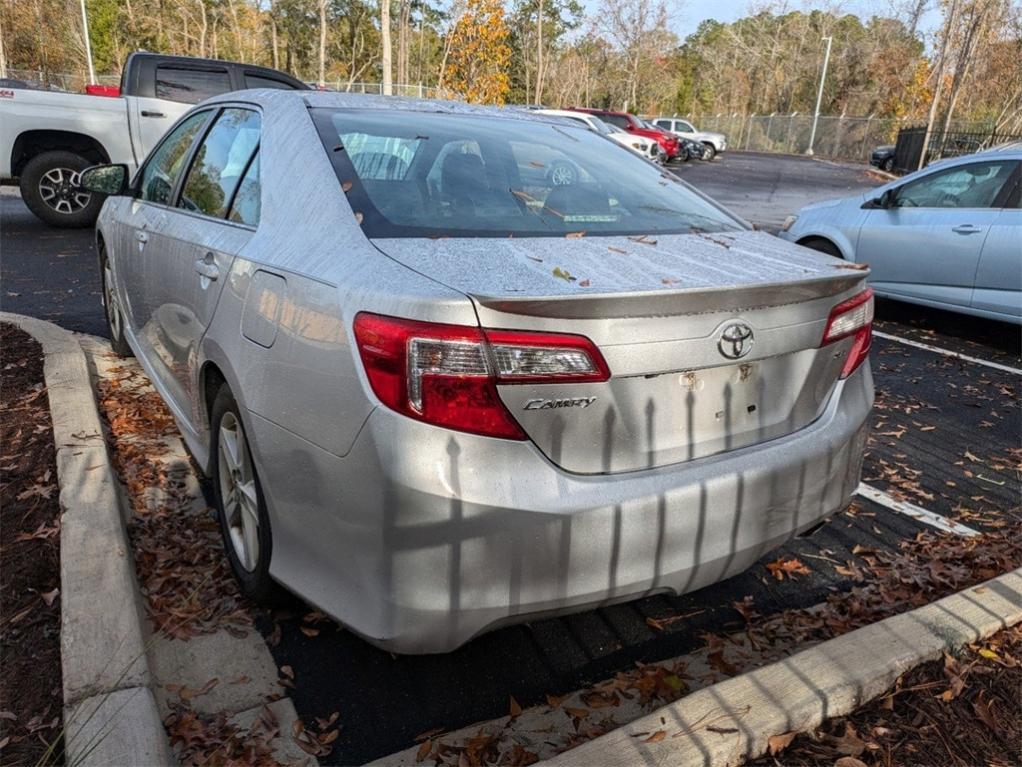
745;624;1022;767
0;323;63;765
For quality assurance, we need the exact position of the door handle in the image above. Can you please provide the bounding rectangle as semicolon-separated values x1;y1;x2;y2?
135;231;148;243
952;224;982;234
194;258;220;281
141;110;166;118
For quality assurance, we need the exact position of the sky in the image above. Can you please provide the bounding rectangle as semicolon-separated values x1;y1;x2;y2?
582;0;944;43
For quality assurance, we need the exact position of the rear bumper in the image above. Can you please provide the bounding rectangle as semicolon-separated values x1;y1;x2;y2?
257;363;873;654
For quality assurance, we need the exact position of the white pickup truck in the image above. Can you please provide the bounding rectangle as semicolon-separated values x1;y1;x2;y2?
0;52;305;227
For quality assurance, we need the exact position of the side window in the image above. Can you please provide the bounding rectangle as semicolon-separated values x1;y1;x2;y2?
228;151;261;226
179;108;261;218
139;111;212;205
602;114;631;130
244;74;298;90
155;67;232;104
677;121;695;133
896;161;1017;209
653;119;671;130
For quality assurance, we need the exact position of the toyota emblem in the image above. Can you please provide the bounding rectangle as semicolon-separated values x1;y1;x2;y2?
718;322;754;359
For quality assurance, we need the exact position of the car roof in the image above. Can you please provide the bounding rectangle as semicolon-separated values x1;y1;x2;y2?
207;88;576;129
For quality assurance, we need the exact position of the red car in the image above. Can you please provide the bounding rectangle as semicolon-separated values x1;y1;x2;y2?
569;107;682;160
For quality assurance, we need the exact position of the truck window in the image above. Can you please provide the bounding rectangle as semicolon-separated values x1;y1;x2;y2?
156;66;232;104
139;111;212;205
244;74;297;90
179;108;261;219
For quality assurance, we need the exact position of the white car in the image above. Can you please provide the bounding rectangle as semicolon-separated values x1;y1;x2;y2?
537;109;664;164
0;52;304;227
653;117;727;160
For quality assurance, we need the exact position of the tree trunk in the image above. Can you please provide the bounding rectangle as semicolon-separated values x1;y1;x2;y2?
196;0;208;58
0;10;7;78
919;0;961;169
381;0;393;94
269;0;280;70
535;0;544;104
318;0;327;85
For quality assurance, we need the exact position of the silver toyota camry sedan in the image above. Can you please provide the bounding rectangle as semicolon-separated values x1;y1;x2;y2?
81;91;874;653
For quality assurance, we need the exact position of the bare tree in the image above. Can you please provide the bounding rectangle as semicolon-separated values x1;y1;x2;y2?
319;0;327;85
381;0;393;93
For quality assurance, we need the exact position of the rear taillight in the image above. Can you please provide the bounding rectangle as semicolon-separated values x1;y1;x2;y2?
821;288;874;378
353;313;610;439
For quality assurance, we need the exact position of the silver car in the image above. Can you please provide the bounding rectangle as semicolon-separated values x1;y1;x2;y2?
81;91;874;653
779;144;1022;324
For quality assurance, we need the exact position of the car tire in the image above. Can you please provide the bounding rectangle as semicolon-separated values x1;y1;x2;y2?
99;242;133;358
702;143;717;161
19;151;105;228
800;237;842;259
211;386;282;604
882;157;895;173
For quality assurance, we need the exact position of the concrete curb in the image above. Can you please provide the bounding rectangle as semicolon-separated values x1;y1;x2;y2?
541;567;1022;767
0;313;174;767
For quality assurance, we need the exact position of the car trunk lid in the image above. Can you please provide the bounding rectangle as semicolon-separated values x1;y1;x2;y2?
371;230;870;473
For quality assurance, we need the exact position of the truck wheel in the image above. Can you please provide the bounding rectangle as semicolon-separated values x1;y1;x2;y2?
702;143;717;161
882;157;895;173
19;151;105;228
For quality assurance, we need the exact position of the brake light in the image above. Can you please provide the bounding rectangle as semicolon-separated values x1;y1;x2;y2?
353;313;610;439
821;288;874;378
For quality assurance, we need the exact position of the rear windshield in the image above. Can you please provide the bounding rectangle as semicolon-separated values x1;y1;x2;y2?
312;109;745;238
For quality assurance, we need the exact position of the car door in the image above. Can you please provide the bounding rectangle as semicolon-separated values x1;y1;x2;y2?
145;106;261;418
972;164;1022;320
116;109;214;340
854;159;1018;308
131;65;232;158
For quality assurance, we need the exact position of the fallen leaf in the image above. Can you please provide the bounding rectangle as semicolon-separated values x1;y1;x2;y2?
835;759;869;767
509;695;522;718
767;731;797;755
416;738;432;762
765;556;811;580
643;730;666;743
41;589;59;606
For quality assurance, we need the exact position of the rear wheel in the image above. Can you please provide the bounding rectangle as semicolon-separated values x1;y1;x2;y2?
881;157;895;172
19;151;105;228
799;237;842;259
702;143;717;161
211;386;281;603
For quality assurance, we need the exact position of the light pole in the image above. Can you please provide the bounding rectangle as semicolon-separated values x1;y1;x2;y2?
806;35;832;156
79;0;96;85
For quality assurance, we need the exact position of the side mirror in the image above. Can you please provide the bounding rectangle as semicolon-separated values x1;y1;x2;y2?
79;164;129;196
863;189;895;209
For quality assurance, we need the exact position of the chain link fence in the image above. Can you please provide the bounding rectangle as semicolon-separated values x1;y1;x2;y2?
685;113;910;163
3;67;120;92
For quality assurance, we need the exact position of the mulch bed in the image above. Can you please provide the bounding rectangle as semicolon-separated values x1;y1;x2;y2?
0;323;63;765
747;624;1022;767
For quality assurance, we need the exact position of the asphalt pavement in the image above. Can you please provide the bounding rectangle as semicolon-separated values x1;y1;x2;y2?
1;153;1018;765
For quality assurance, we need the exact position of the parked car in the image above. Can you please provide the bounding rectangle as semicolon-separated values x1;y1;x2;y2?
869;145;896;173
82;91;874;653
780;144;1021;324
569;107;682;161
653;117;727;160
0;52;306;227
537;108;663;163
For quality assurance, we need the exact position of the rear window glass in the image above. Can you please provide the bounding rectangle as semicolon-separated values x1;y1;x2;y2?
244;74;297;90
156;67;231;104
313;109;744;238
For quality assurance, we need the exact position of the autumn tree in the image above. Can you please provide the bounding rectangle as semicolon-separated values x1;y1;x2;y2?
440;0;511;104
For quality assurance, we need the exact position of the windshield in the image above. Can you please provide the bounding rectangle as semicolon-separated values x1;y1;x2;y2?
312;109;744;238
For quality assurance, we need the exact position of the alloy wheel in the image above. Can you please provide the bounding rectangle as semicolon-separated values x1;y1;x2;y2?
218;412;260;572
38;167;92;215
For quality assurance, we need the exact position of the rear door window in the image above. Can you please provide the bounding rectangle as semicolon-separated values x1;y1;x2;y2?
896;161;1018;209
601;114;632;130
156;67;231;104
178;108;261;218
228;151;261;226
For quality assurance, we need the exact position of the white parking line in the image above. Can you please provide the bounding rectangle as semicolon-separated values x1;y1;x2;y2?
873;331;1022;376
856;483;980;537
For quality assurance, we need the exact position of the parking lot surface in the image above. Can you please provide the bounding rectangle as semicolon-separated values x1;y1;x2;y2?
1;153;1018;764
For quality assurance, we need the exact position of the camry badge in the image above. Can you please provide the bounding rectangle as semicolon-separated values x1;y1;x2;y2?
718;322;754;360
523;397;597;411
